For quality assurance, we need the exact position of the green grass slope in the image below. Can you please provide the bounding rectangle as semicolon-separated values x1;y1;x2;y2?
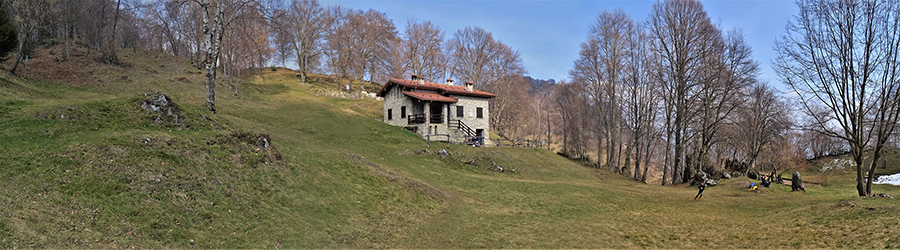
2;47;900;248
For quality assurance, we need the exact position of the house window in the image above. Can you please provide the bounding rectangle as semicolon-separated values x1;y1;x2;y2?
456;106;464;117
476;107;483;118
401;106;406;118
388;109;393;120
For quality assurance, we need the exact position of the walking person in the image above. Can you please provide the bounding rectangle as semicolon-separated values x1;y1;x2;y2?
694;182;706;200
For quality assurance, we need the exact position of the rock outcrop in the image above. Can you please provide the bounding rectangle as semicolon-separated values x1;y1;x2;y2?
791;171;806;192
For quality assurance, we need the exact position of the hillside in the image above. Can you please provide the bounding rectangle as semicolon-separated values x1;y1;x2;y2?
2;46;900;248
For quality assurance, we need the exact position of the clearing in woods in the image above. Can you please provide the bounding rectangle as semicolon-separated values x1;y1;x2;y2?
1;45;900;248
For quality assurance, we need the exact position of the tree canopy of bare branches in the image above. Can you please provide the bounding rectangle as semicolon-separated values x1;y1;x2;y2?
282;0;325;83
647;0;723;185
733;82;791;175
192;0;258;113
774;0;900;197
571;9;634;171
323;7;397;90
398;19;444;82
447;26;524;90
6;0;52;75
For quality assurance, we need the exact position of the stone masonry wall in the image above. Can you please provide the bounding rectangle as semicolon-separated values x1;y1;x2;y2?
381;86;493;145
382;87;415;127
450;95;492;145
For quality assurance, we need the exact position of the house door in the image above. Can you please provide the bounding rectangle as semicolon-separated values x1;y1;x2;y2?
476;129;484;146
430;103;443;124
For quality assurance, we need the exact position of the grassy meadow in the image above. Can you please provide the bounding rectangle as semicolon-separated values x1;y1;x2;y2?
1;46;900;248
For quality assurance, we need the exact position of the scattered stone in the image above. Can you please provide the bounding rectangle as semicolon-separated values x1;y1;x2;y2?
792;171;806;192
439;149;449;159
137;92;181;125
722;173;732;179
840;201;856;207
490;162;504;173
873;193;894;199
748;170;759;180
692;170;717;186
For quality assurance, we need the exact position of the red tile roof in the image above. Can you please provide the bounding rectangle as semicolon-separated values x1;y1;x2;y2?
401;91;459;103
376;78;497;98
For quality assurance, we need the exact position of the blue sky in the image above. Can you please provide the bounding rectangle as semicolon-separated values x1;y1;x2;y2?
320;0;798;89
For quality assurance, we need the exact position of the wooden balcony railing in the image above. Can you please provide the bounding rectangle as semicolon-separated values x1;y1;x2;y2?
408;114;426;124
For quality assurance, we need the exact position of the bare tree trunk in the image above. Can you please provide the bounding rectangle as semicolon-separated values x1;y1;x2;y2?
101;0;122;64
64;23;71;57
642;136;652;183
10;38;23;74
673;116;684;184
662;127;672;185
629;138;638;181
205;65;217;112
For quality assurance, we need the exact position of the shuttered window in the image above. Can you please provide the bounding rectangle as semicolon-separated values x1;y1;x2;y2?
456;106;464;117
476;107;483;118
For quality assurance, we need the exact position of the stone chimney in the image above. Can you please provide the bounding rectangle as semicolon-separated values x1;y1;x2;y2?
445;78;454;86
411;74;424;85
465;81;473;92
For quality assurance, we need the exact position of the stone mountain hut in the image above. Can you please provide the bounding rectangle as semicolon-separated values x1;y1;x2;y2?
376;75;495;145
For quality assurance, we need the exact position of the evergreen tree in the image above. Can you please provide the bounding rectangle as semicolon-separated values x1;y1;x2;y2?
0;0;17;61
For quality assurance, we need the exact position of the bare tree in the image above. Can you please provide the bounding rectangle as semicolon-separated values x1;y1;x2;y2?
736;82;791;175
486;75;531;138
99;0;123;64
190;0;257;113
482;43;526;138
269;8;292;68
571;9;633;171
647;0;720;184
7;0;52;75
323;7;397;90
399;19;444;81
687;29;757;183
552;80;594;160
533;88;555;150
447;26;496;88
323;6;352;87
285;0;325;83
622;24;658;182
446;25;526;138
55;0;81;58
353;9;396;87
220;4;270;87
774;0;900;196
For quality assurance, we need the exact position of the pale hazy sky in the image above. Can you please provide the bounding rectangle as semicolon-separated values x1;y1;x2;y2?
320;0;798;89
